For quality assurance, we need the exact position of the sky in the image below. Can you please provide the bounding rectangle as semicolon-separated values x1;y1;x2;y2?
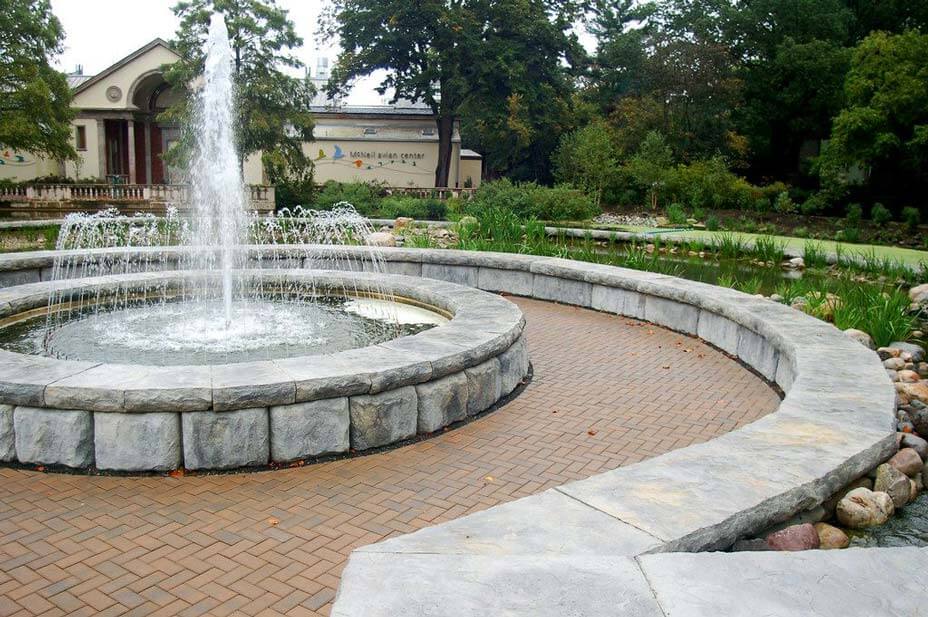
49;0;386;104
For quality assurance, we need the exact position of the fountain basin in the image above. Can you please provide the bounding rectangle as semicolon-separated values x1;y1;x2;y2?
0;270;528;471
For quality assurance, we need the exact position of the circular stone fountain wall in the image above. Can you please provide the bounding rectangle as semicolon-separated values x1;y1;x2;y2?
0;270;528;471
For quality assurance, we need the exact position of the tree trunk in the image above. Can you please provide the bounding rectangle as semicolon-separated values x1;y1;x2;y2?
434;115;454;188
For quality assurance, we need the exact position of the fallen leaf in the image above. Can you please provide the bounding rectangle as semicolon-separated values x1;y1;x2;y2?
587;429;598;436
268;517;279;526
35;465;45;472
169;468;185;478
484;476;494;483
662;365;671;369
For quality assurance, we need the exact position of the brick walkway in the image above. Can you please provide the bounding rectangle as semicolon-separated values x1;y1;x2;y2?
0;298;779;617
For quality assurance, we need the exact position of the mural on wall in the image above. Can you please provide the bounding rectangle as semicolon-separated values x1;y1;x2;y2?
313;144;432;179
0;150;34;167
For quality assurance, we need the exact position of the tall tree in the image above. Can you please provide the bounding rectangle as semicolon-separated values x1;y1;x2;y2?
0;0;74;161
322;0;582;187
163;0;314;181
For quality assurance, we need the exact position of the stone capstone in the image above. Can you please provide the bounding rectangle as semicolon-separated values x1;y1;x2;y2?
813;523;849;549
349;386;417;450
764;523;819;551
465;358;502;416
887;447;924;477
835;487;894;528
415;372;468;434
873;463;912;508
13;406;93;468
94;412;181;471
0;404;13;462
270;398;349;462
182;408;269;470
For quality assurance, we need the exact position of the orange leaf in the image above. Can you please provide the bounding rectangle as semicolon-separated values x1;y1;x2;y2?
169;468;185;478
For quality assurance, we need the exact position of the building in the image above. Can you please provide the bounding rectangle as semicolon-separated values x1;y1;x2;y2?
0;39;482;190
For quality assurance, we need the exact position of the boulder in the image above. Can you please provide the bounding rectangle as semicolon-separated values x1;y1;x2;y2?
890;342;926;363
883;357;905;370
923;462;928;489
835;487;894;528
843;328;875;350
366;231;397;247
814;523;850;550
786;256;805;270
874;463;912;507
0;405;13;462
903;381;928;405
349;386;418;450
912;405;928;436
909;283;928;305
415;372;468;434
182;408;269;470
465;358;502;416
909;478;919;502
765;523;819;551
900;433;928;460
919;362;928;377
269;398;350;462
822;477;873;516
94;412;181;472
888;448;924;477
899;370;921;383
13;407;93;468
877;347;901;360
887;370;901;382
393;217;414;232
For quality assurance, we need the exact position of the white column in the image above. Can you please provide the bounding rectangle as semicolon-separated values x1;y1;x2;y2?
144;120;152;185
127;119;137;184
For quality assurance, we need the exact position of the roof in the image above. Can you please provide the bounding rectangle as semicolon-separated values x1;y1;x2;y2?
71;38;179;95
310;105;435;118
461;149;482;159
66;74;93;89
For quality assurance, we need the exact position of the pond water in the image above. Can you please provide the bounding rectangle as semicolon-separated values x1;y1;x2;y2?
848;492;928;548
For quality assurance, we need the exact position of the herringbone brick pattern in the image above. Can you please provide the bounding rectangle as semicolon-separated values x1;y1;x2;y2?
0;298;779;616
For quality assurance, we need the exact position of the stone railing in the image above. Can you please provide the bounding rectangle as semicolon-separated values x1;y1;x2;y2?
383;187;476;200
0;184;276;213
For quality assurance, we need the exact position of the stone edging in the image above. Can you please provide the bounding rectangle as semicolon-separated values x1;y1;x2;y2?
0;269;528;471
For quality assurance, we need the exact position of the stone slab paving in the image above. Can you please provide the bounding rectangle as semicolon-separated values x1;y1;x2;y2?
0;298;778;617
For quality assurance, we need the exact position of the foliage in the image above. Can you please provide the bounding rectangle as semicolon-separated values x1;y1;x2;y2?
0;0;75;161
463;179;598;221
752;235;786;262
706;214;721;231
163;0;314;182
665;203;687;225
902;207;921;233
313;181;382;214
774;191;797;214
627;131;674;209
870;203;892;225
832;282;917;346
552;120;620;205
378;197;447;220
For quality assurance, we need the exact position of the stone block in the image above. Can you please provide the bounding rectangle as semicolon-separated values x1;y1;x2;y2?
737;328;779;381
13;406;93;468
349;386;418;450
270;398;349;461
644;296;699;334
415;372;468;434
94;412;181;471
591;285;643;318
182;408;269;470
0;404;13;462
697;311;740;355
465;358;502;416
477;267;534;296
498;337;529;396
531;274;591;307
421;263;478;286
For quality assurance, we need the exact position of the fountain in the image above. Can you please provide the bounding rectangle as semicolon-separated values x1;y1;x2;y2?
0;15;529;472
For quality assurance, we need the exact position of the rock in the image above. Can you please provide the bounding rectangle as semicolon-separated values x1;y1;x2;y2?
814;523;850;550
761;506;826;536
465;358;502;416
887;370;901;382
415;372;468;434
912;405;928;436
901;381;928;406
915;473;925;493
909;283;928;305
0;405;13;462
498;337;530;397
765;524;819;551
349;386;418;450
923;462;928;489
883;357;906;370
769;293;784;303
890;342;926;363
918;362;928;377
836;487;894;528
393;217;414;232
874;463;912;507
786;256;805;270
366;231;397;247
900;433;928;460
909;478;919;502
790;297;808;311
731;538;770;552
888;448;924;477
269;398;350;462
899;370;921;383
13;407;93;468
822;477;874;516
844;328;875;349
878;347;902;360
182;408;269;470
94;412;181;472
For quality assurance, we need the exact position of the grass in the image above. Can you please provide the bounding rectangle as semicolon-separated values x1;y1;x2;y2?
832;281;918;347
751;235;786;263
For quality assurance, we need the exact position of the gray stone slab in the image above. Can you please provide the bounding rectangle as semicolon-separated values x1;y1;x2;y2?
639;547;928;617
94;412;181;471
210;362;295;411
366;260;422;277
415;372;468;434
0;405;13;461
332;553;663;617
13;406;93;468
477;267;534;296
465;358;502;416
0;351;99;407
363;489;660;556
644;295;700;334
737;327;779;380
497;336;529;396
270;397;349;461
696;310;740;355
421;263;479;286
532;274;591;307
591;284;644;318
0;269;40;288
349;386;418;450
182;408;269;470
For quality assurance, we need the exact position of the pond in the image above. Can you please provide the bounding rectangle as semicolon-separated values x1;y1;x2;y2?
848;492;928;548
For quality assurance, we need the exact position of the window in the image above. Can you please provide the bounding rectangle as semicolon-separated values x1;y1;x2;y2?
75;125;87;151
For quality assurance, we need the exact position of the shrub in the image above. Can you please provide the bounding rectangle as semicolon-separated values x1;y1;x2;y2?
871;203;892;225
902;206;921;232
800;193;828;215
376;197;447;220
314;181;383;214
774;191;797;214
706;214;721;231
832;282;916;346
464;179;598;221
792;226;809;238
552;120;620;205
845;203;863;227
666;203;687;225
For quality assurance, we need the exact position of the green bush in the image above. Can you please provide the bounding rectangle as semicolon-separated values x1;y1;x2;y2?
845;203;863;226
774;191;797;214
706;214;721;231
464;179;598;221
871;203;892;225
377;197;447;220
902;206;921;232
666;203;687;225
800;193;828;215
313;181;383;214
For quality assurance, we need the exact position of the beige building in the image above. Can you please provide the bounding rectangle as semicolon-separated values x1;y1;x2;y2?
0;39;481;190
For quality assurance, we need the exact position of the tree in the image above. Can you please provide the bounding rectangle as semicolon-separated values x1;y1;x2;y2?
552;120;620;205
322;0;582;187
0;0;74;161
163;0;315;182
628;130;674;209
821;31;928;211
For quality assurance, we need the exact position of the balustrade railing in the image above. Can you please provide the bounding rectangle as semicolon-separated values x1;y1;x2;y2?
0;184;275;211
